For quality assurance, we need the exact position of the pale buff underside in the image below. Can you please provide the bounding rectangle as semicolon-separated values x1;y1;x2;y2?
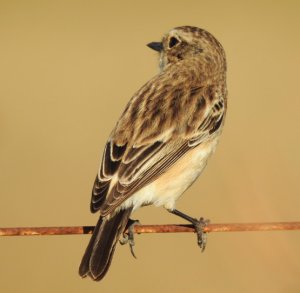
118;138;219;212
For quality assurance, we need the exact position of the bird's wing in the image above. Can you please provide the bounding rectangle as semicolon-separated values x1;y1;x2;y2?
91;82;226;216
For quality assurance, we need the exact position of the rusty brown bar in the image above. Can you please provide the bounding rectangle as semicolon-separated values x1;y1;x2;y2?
0;222;300;237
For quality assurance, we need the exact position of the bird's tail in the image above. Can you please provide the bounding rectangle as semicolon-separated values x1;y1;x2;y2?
79;208;132;281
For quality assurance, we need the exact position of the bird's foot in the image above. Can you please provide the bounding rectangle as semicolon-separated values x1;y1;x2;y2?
193;217;210;252
119;219;140;258
168;209;210;252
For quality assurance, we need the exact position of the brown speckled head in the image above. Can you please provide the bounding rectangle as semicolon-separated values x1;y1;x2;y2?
153;26;227;72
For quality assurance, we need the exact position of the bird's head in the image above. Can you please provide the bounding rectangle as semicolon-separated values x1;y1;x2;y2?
147;26;226;72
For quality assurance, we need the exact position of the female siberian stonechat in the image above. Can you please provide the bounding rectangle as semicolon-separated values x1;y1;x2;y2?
79;26;227;281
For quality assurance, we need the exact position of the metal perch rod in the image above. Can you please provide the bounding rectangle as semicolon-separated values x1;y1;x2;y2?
0;222;300;236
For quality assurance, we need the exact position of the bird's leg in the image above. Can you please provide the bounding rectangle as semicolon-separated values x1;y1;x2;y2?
169;209;209;252
119;218;140;258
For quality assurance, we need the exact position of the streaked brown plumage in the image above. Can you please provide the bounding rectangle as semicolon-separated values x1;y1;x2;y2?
79;26;227;281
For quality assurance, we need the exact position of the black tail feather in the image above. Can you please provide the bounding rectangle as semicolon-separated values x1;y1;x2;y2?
79;208;132;281
78;216;103;277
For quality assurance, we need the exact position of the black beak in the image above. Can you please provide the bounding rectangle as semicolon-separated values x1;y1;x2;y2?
147;42;163;52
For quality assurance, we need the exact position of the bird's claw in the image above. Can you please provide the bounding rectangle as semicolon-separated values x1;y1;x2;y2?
119;219;140;258
168;209;210;252
194;217;210;252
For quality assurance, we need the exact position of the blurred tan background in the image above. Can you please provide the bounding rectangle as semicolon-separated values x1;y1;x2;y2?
0;0;299;292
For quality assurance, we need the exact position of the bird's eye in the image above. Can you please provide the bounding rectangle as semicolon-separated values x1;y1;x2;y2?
169;37;180;48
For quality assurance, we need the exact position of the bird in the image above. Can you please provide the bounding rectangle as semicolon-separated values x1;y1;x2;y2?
79;26;227;281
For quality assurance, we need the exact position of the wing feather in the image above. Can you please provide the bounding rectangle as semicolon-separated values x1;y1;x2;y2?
91;81;226;216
